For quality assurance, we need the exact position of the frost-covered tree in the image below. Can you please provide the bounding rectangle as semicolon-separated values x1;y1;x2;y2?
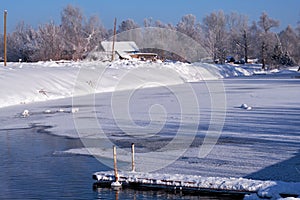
258;12;279;69
35;21;63;61
117;19;142;44
154;20;173;29
226;13;251;63
258;13;280;33
60;5;86;60
143;17;154;27
175;14;203;61
296;22;300;37
203;11;227;63
279;25;299;66
4;5;107;62
118;19;140;33
0;34;3;59
247;21;261;60
7;21;38;62
142;19;178;61
297;21;300;70
82;15;108;54
5;6;300;65
176;14;202;42
60;5;106;60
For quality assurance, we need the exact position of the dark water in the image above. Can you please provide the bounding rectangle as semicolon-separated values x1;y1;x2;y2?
0;126;242;199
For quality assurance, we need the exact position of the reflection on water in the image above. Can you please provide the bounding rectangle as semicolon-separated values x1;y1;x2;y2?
94;187;243;200
95;188;243;200
0;126;243;199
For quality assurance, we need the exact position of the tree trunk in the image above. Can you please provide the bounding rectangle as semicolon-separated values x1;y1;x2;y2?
243;30;248;63
261;42;266;70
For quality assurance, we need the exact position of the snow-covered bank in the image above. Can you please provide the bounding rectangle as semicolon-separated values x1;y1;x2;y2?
1;60;299;109
0;60;256;108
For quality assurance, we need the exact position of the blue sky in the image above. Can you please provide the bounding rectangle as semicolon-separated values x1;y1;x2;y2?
1;0;299;32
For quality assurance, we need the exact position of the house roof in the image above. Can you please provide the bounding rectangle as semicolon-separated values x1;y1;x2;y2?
101;41;139;53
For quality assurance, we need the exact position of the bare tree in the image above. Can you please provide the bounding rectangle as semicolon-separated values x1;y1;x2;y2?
203;11;227;63
258;12;279;69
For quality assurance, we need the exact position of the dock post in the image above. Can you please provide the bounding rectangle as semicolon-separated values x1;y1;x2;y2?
113;145;119;181
131;143;135;172
111;145;121;187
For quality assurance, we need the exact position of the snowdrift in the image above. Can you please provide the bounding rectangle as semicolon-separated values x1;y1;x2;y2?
0;60;253;108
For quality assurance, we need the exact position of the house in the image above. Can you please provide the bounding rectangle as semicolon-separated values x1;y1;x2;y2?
100;41;157;61
101;41;139;60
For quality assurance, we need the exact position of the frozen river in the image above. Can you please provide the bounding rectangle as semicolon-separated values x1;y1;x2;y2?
0;74;299;199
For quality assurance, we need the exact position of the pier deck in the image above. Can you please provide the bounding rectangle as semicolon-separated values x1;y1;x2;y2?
92;171;264;196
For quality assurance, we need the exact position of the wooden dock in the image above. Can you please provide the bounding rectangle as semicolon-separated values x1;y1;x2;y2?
92;145;300;199
93;144;257;197
93;144;300;198
92;171;261;196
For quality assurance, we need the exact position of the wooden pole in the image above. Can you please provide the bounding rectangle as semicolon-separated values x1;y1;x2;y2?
131;143;135;172
4;10;7;66
111;18;117;61
113;145;119;182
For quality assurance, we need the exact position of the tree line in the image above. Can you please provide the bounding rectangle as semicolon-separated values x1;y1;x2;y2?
1;5;300;69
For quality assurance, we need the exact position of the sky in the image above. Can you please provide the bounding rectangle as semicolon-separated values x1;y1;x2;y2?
1;0;299;33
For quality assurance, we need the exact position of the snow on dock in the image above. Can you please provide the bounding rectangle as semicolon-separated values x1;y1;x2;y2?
93;171;300;199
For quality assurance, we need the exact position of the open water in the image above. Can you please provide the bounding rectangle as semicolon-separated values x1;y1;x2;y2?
0;126;242;199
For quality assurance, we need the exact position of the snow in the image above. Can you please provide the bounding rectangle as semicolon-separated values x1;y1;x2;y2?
0;61;255;109
2;60;277;111
1;60;300;199
93;171;300;199
3;60;297;110
21;109;30;117
110;181;122;187
101;41;139;52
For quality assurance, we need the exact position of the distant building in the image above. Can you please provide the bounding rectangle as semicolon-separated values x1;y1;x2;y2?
100;41;157;61
101;41;139;60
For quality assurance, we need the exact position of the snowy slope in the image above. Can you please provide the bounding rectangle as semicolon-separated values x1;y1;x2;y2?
0;60;255;108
